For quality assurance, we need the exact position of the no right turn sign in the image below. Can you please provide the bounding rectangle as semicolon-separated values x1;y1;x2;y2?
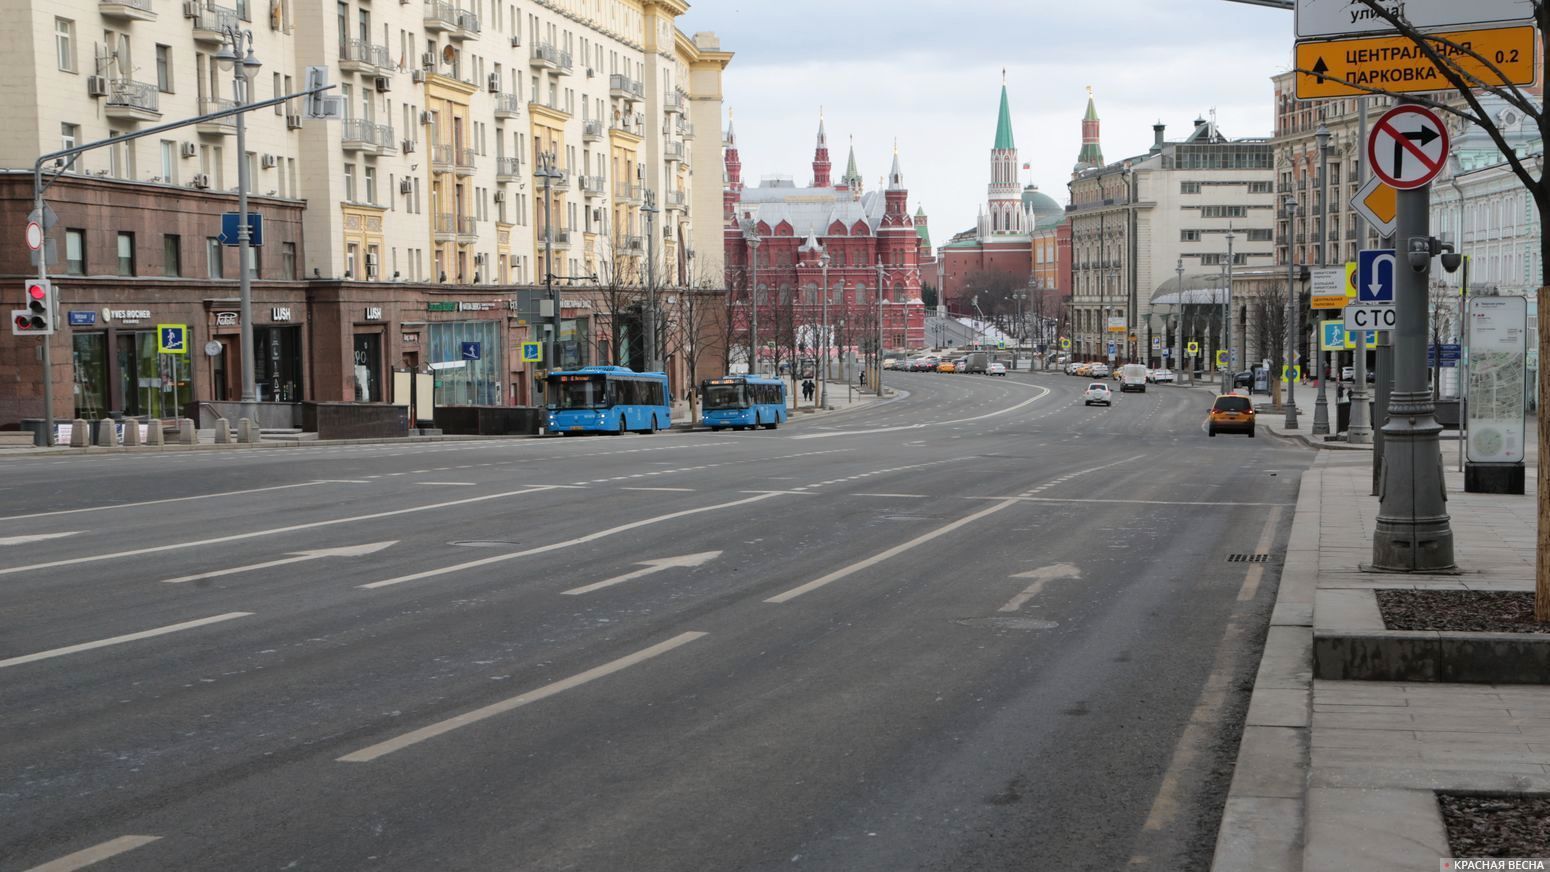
1368;105;1449;190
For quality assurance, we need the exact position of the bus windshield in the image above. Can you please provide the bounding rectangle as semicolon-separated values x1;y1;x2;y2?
548;375;608;409
702;384;746;409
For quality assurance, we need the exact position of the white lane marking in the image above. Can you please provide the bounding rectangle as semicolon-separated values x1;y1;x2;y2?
738;490;816;496
621;487;696;492
416;481;479;487
766;499;1023;604
22;835;163;872
0;482;327;522
0;612;252;670
561;551;722;595
0;532;80;546
1237;506;1284;602
311;480;373;484
360;493;784;589
338;631;708;762
162;541;397;584
0;486;562;578
851;493;927;499
1000;563;1083;613
792;383;1051;439
969;497;1295;507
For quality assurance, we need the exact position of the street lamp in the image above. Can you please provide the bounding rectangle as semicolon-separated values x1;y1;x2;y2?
214;28;262;414
1222;227;1237;394
535;150;561;380
740;218;760;374
1176;257;1187;384
1312;124;1333;435
819;250;830;408
1284;192;1301;430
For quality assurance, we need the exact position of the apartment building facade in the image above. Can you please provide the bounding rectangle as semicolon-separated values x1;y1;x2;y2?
0;0;729;430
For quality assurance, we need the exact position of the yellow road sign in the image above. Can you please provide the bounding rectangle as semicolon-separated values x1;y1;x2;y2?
1295;26;1537;100
1351;176;1398;237
1345;261;1358;299
1186;341;1200;356
1216;349;1229;367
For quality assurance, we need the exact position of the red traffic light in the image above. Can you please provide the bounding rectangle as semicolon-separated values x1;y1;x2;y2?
26;283;46;301
13;314;27;330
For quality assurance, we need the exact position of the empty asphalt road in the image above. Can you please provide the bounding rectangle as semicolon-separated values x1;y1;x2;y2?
0;371;1312;871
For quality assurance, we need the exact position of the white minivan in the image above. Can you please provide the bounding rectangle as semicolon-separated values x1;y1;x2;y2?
1120;363;1149;393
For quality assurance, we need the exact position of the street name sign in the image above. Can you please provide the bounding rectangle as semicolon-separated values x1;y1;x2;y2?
1369;105;1450;190
1294;27;1536;100
1295;0;1534;39
1346;305;1398;331
1351;175;1398;237
1311;266;1348;309
219;212;264;247
1357;249;1396;304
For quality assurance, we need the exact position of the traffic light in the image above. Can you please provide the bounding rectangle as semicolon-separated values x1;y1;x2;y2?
11;279;55;335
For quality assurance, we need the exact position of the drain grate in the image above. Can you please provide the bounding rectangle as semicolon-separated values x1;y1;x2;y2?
1227;553;1271;563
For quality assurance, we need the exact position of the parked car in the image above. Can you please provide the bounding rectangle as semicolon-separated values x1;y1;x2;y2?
1089;362;1111;378
937;360;957;373
1152;368;1176;384
1083;382;1113;406
1233;370;1255;389
1208;393;1256;437
1075;363;1094;377
986;362;1007;376
1065;362;1083;376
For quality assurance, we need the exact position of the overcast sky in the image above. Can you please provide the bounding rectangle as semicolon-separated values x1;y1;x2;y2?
678;0;1296;239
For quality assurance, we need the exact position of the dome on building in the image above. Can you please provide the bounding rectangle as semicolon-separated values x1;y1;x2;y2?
1022;185;1064;228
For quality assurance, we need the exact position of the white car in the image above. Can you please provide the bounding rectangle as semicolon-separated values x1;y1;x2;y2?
1089;363;1111;378
1152;368;1176;384
986;362;1007;376
1083;382;1113;406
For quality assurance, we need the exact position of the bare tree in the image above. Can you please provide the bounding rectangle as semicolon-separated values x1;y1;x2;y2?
1289;0;1550;613
660;262;729;422
592;235;644;368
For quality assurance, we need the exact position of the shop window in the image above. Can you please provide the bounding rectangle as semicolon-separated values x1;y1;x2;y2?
116;332;192;418
72;333;109;420
65;229;85;275
116;232;135;277
254;325;303;401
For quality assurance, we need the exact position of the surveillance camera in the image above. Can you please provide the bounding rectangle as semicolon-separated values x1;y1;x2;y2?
1407;250;1430;272
1440;252;1463;273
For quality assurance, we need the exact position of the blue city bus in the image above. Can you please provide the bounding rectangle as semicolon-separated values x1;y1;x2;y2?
544;366;672;435
699;375;788;431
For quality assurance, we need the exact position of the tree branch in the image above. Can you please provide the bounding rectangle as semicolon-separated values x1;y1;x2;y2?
1291;68;1485;126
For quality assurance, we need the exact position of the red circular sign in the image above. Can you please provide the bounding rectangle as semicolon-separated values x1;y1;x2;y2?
1367;105;1449;191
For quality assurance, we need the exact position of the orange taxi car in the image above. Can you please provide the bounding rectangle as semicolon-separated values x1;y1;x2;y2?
1207;393;1255;438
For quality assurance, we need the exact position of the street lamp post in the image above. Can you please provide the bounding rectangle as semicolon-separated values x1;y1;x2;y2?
1313;124;1332;435
1176;258;1187;384
536;151;560;381
741;219;760;375
642;187;659;373
1284;193;1301;429
875;258;886;394
819;251;830;409
215;28;262;415
1222;229;1237;393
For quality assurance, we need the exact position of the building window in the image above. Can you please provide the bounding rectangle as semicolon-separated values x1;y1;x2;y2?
55;18;75;72
347;243;359;278
159;140;177;184
281;242;296;280
1181;230;1201;242
65;229;85;275
1248;228;1273;242
1180;181;1201;194
116;232;135;276
344;163;356;201
1248;181;1273;194
1202;205;1249;219
207;237;224;279
367;244;379;278
364;166;377;204
163;235;181;276
60;123;80;155
155;44;173;92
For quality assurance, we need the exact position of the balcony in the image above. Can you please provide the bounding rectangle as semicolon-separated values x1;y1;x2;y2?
663;140;684;162
340;39;393;74
453;146;475;175
665;190;687;211
493;93;521;119
457;215;478;241
431;143;453;172
539;227;570;248
615;182;642;204
424;1;459;32
435;212;457;242
105;79;160;122
530;42;572;73
342;119;396;154
610;73;643;101
100;0;156;21
663;90;685;115
676;119;695;140
495;156;522;181
527;96;570;119
195;98;237;135
579;175;606;197
191;3;238;42
622;235;644;254
611;113;645;137
453;8;480;39
582;119;603;142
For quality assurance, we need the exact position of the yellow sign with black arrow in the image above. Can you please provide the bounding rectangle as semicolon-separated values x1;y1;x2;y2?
1295;26;1537;100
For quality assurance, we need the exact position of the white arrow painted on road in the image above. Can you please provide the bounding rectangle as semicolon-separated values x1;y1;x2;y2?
999;563;1082;613
162;541;398;584
0;531;79;546
561;551;723;596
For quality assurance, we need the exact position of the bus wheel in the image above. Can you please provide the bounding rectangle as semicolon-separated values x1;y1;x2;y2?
764;417;778;430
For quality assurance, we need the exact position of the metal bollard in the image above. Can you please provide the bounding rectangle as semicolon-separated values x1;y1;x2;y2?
213;418;231;444
122;419;141;446
96;418;119;448
178;418;196;445
70;418;89;448
146;418;164;446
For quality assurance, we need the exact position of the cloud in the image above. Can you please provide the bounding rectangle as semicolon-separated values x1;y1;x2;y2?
680;0;1294;237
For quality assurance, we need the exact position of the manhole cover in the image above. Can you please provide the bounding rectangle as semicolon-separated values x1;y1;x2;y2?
955;617;1059;631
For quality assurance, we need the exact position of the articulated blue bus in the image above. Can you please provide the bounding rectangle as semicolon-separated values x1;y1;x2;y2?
699;375;787;431
544;366;671;435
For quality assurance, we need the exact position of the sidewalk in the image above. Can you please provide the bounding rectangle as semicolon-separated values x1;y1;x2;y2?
1214;447;1547;870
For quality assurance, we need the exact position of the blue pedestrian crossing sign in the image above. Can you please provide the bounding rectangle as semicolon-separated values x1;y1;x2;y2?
520;341;543;364
460;341;481;361
1357;250;1396;304
157;323;188;355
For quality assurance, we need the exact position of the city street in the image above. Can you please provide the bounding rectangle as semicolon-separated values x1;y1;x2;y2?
1;372;1312;872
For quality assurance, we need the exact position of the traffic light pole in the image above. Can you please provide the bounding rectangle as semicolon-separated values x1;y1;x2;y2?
25;84;332;447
